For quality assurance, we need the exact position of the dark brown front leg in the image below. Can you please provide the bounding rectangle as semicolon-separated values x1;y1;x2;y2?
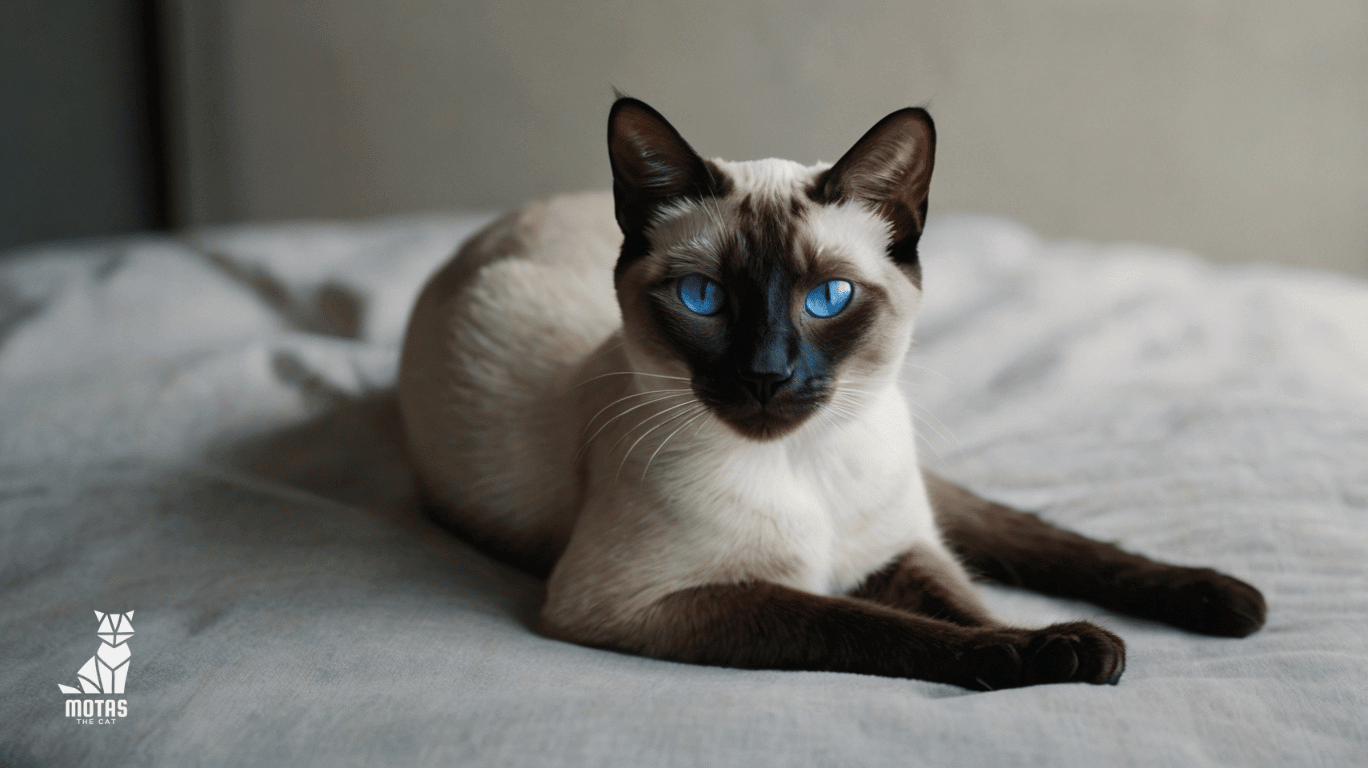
852;543;999;627
923;470;1267;638
569;582;1124;690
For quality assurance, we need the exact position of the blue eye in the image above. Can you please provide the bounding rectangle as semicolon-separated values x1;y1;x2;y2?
678;274;724;315
805;280;853;318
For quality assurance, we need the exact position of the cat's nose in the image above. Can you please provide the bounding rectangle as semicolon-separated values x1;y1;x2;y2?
740;325;796;404
738;367;794;405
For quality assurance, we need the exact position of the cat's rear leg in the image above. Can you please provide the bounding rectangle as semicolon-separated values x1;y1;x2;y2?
923;470;1267;638
545;582;1123;689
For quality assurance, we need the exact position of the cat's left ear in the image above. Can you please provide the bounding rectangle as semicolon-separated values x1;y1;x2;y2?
811;108;936;268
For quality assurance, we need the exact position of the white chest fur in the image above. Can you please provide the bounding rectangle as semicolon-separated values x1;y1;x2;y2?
689;385;937;595
546;382;942;630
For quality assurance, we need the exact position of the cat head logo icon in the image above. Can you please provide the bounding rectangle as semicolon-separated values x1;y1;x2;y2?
58;611;134;695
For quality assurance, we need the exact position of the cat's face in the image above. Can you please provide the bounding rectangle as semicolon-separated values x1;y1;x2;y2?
608;99;935;441
95;610;134;645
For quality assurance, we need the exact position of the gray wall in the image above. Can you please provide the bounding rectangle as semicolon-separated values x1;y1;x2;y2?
18;1;1367;275
0;1;156;251
170;0;1368;274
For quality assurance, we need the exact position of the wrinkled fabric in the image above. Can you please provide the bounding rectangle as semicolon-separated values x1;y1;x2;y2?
1;212;1364;767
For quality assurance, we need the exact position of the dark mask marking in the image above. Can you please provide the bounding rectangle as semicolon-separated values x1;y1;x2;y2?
645;192;880;440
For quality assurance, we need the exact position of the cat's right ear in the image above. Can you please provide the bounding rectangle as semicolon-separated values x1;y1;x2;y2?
608;98;727;242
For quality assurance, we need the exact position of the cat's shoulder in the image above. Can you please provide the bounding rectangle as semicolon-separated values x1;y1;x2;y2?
421;191;616;303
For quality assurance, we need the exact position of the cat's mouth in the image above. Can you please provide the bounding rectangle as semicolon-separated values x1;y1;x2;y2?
693;379;828;441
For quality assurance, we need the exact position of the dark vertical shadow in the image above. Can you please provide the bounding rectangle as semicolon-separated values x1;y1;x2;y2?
136;0;171;231
157;0;237;226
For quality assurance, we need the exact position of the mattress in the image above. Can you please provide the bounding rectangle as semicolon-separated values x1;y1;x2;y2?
2;210;1364;767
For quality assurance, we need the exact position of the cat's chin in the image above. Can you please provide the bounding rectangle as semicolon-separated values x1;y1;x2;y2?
709;396;824;442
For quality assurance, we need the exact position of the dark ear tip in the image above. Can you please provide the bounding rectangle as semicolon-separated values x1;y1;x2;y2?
882;107;936;139
609;96;662;124
890;106;933;121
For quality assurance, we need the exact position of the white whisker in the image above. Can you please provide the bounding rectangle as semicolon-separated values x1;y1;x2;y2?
824;399;862;426
574;370;692;388
699;195;727;233
811;405;842;434
606;398;700;459
580;338;626;365
840;379;960;452
577;391;693;459
902;361;956;386
614;400;701;482
909;408;958;454
581;387;692;435
641;406;709;482
837;384;953;463
841;376;908;390
689;407;713;440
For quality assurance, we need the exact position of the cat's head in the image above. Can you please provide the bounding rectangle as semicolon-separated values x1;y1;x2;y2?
609;98;934;441
95;610;134;645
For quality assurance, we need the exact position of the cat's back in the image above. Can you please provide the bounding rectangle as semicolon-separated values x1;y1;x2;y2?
399;191;622;572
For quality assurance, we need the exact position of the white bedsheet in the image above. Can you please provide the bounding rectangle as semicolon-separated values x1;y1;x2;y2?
2;211;1364;767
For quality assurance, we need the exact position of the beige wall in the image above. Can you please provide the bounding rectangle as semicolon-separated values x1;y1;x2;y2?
170;0;1368;274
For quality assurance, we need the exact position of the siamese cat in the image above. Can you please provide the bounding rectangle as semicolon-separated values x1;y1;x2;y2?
398;97;1266;690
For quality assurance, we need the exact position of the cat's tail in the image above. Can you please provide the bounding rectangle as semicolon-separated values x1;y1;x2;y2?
57;656;102;694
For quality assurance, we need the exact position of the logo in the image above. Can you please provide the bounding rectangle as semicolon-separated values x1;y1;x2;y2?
58;610;133;724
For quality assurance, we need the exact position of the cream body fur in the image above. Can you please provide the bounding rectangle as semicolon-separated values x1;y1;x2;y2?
400;174;946;644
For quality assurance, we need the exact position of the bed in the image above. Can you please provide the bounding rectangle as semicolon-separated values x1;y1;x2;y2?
2;209;1365;766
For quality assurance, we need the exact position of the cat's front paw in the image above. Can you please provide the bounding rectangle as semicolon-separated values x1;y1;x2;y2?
1149;568;1267;638
965;622;1125;690
1020;622;1126;686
